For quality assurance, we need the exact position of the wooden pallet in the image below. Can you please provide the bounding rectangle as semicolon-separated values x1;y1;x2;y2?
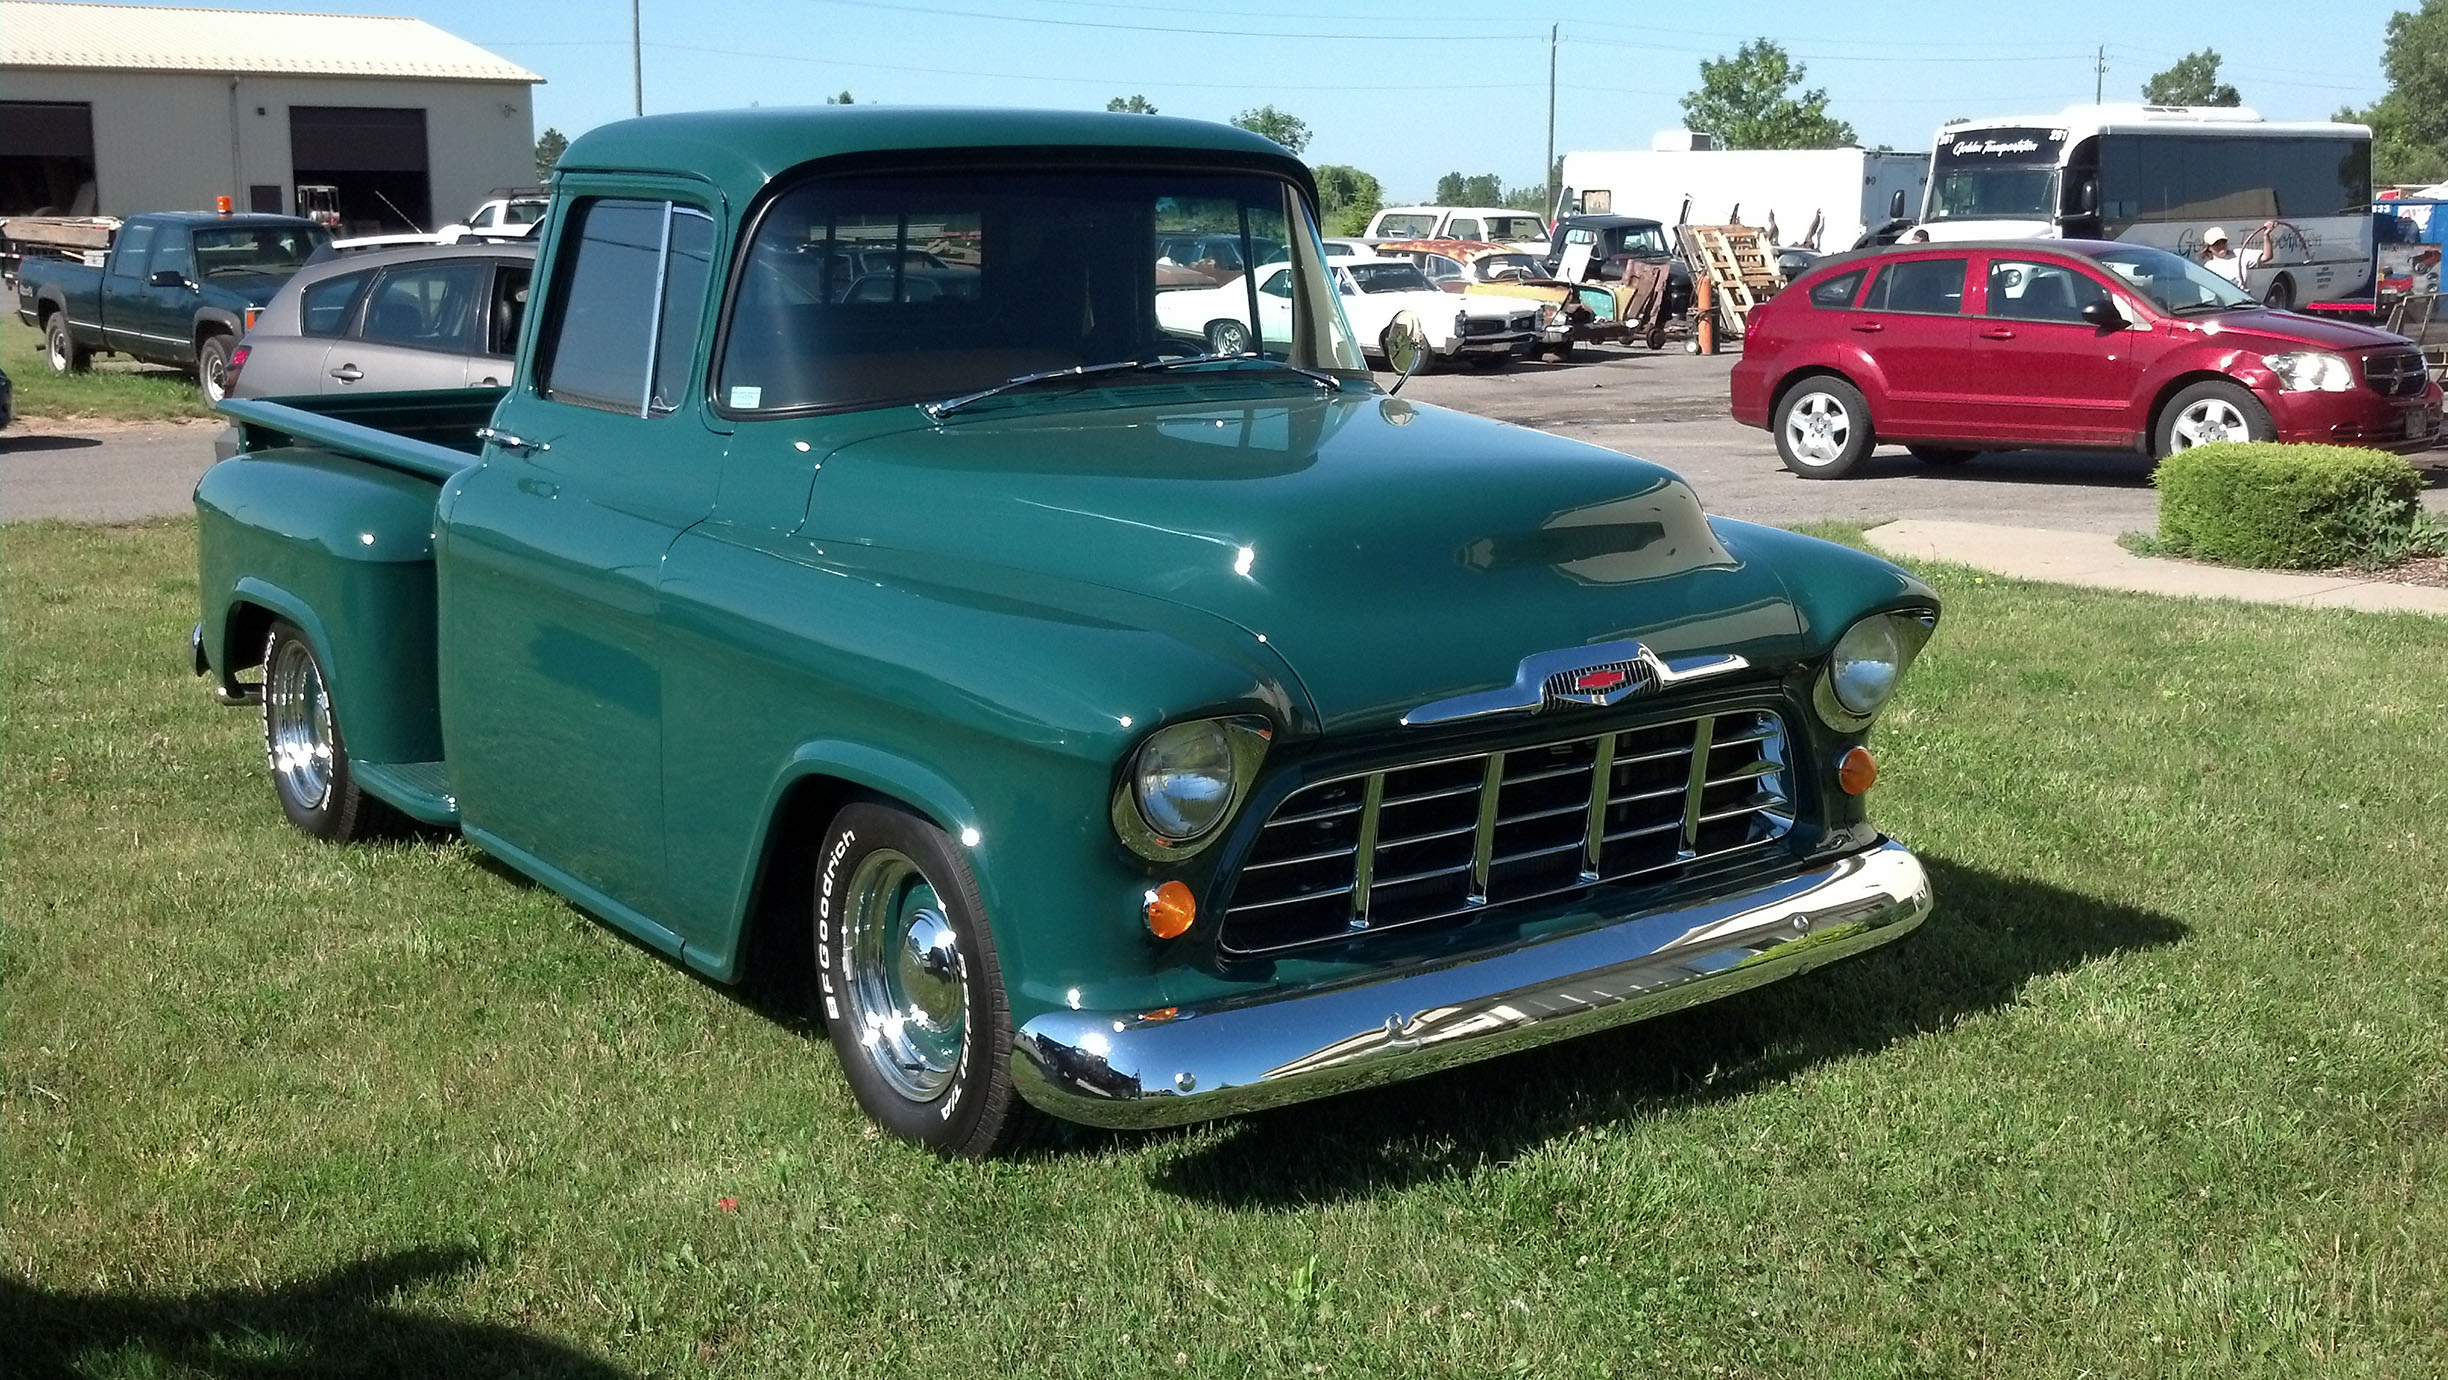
1675;223;1784;335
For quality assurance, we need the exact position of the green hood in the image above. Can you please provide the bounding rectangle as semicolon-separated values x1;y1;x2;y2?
809;388;1804;735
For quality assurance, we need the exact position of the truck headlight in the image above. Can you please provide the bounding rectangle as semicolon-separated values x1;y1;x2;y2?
2262;351;2353;393
1112;716;1272;860
1814;610;1938;729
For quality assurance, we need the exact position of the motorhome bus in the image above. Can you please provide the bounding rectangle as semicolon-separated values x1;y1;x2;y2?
1918;105;2373;312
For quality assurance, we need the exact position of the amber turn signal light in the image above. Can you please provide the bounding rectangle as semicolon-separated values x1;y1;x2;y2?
1837;746;1878;795
1145;880;1196;939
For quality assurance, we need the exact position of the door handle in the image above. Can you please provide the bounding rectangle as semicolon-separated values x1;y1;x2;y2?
1849;321;1884;334
1979;327;2017;340
329;363;363;382
475;426;549;456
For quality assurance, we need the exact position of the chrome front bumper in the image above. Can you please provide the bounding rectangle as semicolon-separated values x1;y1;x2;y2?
1011;839;1931;1129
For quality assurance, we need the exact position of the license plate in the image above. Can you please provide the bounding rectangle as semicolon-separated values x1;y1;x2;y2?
2409;410;2432;441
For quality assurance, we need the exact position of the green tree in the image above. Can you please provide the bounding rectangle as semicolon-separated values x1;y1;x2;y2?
1105;94;1158;114
2142;49;2241;106
1230;105;1311;155
1433;171;1505;205
1678;39;1856;150
533;127;568;183
825;91;855;105
2338;1;2448;185
1312;163;1382;236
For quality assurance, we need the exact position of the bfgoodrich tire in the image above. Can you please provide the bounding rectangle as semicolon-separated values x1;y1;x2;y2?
261;620;401;842
1773;376;1874;478
2154;380;2274;458
815;802;1033;1157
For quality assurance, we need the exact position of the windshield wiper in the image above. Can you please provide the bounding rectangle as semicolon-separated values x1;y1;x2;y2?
923;353;1338;421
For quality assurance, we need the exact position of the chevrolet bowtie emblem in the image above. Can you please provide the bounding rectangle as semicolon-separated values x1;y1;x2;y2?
1400;641;1750;727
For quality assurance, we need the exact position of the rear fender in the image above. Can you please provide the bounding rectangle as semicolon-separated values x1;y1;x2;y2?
194;447;445;765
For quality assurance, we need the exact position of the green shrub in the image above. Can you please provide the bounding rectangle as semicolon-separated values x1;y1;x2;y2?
2154;442;2429;569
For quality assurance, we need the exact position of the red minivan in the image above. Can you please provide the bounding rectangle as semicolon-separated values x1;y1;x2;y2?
1731;239;2442;478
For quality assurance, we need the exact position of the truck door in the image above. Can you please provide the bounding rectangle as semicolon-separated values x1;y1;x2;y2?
137;224;202;362
98;220;161;356
438;189;720;927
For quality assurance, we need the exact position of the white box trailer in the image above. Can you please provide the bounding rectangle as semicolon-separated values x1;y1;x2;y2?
1559;147;1928;252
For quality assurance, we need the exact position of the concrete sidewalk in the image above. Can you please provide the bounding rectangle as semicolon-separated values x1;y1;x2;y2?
1865;519;2448;617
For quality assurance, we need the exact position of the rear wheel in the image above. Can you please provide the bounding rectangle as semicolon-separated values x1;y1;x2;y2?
44;315;89;375
2154;380;2273;457
816;802;1033;1157
1907;445;1977;466
2262;275;2296;311
1773;377;1873;479
261;620;400;841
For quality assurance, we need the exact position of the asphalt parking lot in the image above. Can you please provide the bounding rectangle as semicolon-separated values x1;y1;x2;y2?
3;347;2442;527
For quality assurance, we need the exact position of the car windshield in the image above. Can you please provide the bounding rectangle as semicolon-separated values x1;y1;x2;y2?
505;201;548;226
1474;253;1544;280
1613;224;1669;256
1375;213;1436;238
192;225;330;277
718;168;1365;413
1930;167;2055;220
1346;262;1434;293
1484;215;1547;240
2091;243;2257;314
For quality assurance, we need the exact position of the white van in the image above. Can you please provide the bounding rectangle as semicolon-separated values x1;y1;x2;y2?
1361;205;1550;255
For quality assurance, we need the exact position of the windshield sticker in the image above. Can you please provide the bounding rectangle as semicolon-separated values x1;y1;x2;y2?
729;385;762;409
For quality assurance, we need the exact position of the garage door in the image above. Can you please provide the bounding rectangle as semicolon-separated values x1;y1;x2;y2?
0;101;97;215
290;106;430;235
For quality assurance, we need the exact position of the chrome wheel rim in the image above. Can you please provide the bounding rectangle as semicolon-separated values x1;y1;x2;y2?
841;849;966;1102
1209;321;1249;356
1784;391;1852;466
2171;398;2248;450
265;638;334;810
47;326;66;372
201;349;226;404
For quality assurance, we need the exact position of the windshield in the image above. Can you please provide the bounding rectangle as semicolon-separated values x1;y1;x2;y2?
1346;261;1434;293
1475;253;1544;280
2091;243;2256;313
718;168;1365;413
1931;166;2055;221
1484;215;1548;240
192;225;329;277
505;201;548;226
1375;213;1436;238
1613;224;1669;256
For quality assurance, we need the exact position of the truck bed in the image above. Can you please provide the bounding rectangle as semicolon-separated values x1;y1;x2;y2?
219;388;502;480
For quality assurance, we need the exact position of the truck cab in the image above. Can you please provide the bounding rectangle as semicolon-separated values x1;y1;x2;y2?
193;107;1939;1156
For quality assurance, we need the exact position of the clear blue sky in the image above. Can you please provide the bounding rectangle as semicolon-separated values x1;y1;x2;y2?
130;0;2401;199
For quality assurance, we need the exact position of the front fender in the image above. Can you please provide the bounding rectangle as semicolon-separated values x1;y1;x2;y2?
195;448;445;765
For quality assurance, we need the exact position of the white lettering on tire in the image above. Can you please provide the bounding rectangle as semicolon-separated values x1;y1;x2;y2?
817;828;856;1021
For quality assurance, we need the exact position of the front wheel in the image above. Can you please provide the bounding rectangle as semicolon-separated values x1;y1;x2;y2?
44;315;89;376
1773;377;1874;478
2262;275;2296;311
261;620;400;841
1203;319;1251;356
816;802;1033;1157
196;334;234;404
2154;380;2274;457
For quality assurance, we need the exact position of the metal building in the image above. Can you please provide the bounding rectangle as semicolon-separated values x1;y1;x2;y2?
0;0;540;233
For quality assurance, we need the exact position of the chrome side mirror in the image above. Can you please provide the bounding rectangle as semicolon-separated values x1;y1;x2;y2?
1384;310;1430;393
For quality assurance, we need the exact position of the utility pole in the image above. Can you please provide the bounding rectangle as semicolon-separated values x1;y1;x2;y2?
2093;44;2106;105
632;0;644;117
1545;24;1558;215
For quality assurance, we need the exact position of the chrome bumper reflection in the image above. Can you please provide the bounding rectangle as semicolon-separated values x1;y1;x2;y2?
1011;840;1930;1129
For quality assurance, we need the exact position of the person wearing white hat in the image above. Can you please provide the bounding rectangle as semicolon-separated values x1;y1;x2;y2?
2200;226;2249;287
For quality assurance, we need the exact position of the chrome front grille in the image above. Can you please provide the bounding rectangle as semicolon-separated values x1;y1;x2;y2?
1220;710;1793;955
2364;350;2428;397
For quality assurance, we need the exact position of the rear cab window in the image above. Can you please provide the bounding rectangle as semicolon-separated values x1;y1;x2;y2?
1863;257;1969;314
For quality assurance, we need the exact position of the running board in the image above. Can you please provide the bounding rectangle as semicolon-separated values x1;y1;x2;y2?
354;760;459;825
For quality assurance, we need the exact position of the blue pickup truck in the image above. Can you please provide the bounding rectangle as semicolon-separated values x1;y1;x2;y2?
13;212;328;403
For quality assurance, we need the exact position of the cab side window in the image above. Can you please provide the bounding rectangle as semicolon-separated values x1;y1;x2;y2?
1447;218;1481;241
540;197;714;416
109;222;157;280
1986;259;2112;324
149;228;194;283
1863;257;1967;315
1806;269;1866;308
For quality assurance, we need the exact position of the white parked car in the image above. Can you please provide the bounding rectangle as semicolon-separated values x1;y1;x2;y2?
1362;205;1551;256
1155;256;1537;368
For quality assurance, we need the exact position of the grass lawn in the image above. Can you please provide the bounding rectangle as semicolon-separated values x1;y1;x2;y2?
3;317;214;423
6;519;2445;1378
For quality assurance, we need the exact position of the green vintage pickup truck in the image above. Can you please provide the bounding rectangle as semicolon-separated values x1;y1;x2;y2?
195;108;1939;1156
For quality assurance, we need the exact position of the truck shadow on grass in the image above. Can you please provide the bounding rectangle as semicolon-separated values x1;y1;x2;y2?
0;1247;630;1380
1147;856;2185;1206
